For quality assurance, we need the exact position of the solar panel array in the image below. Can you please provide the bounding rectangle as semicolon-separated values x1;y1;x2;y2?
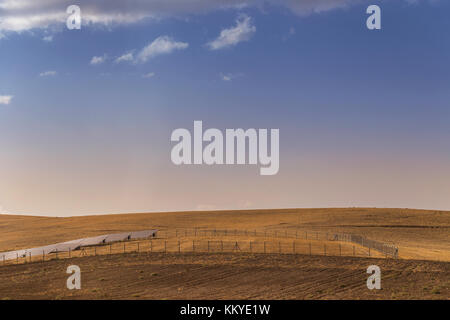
0;230;158;261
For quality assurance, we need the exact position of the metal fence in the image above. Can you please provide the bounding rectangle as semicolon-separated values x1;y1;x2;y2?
157;228;398;258
0;238;382;267
0;228;398;267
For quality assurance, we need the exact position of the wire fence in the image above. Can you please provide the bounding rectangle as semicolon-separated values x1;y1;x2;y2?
0;228;398;267
0;238;383;267
157;228;398;258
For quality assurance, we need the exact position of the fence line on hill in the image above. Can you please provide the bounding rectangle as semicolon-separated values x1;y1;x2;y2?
0;238;385;267
0;228;398;267
158;228;398;258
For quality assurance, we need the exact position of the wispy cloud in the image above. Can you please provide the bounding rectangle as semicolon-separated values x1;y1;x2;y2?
42;35;53;42
0;95;13;105
90;55;107;65
220;72;243;81
115;52;134;63
39;70;57;77
142;72;156;78
136;36;188;63
207;14;256;50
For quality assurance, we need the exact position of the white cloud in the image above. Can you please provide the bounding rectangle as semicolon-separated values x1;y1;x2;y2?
42;35;53;42
0;0;370;33
90;55;107;65
142;72;156;78
115;52;134;63
0;95;13;105
207;14;256;50
220;72;243;81
136;36;188;63
39;70;57;77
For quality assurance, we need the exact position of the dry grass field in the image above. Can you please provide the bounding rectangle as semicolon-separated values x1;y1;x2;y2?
0;208;448;300
0;208;448;261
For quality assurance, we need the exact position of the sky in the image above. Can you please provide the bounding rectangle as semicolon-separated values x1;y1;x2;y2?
0;0;449;216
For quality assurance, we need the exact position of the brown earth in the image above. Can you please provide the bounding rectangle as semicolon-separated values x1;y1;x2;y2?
0;252;448;300
0;208;448;300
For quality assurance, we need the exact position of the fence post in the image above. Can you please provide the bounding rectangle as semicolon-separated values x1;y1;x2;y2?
43;250;45;262
29;252;32;263
164;241;167;253
221;240;223;252
69;248;71;258
3;255;5;265
309;242;312;255
264;241;266;254
124;243;126;253
353;245;355;256
279;242;281;254
339;244;341;256
192;240;195;252
178;241;181;254
16;253;18;264
324;244;326;256
208;241;210;252
293;241;296;254
368;247;370;257
110;244;112;255
250;241;252;253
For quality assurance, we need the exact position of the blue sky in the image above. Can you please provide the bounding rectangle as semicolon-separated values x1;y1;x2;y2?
0;0;449;215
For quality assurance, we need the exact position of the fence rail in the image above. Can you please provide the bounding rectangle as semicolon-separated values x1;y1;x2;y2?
0;228;398;267
0;238;386;267
157;228;398;258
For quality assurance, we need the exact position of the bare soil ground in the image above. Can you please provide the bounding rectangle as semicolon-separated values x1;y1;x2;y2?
0;253;448;300
0;208;448;300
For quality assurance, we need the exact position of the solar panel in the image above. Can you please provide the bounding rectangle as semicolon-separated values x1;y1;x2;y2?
0;229;158;261
130;229;157;239
104;232;131;243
